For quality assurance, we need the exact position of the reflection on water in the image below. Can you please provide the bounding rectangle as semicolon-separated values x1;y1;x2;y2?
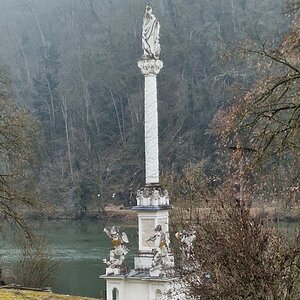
0;220;138;298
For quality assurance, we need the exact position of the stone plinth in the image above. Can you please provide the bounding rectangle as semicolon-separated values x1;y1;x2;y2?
134;251;175;271
105;267;121;275
101;271;172;300
131;208;171;253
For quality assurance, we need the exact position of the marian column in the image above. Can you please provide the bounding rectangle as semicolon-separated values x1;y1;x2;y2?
101;7;174;299
138;5;163;185
134;5;173;272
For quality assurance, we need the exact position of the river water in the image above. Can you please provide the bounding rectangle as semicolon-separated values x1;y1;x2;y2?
1;220;297;298
0;220;138;298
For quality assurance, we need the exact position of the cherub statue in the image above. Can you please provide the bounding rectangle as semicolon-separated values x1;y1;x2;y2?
147;225;171;273
175;228;196;260
103;226;129;273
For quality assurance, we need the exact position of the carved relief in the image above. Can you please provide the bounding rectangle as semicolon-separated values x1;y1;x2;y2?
138;59;163;76
142;219;156;248
136;186;170;207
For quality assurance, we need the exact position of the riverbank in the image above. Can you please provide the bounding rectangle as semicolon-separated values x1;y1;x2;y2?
27;204;138;223
25;203;300;223
171;204;300;223
0;288;97;300
0;221;138;298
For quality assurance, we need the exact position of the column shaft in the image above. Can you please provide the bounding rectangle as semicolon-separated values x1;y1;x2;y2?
144;74;159;184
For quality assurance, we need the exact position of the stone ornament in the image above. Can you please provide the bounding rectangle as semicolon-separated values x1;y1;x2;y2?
147;225;172;276
142;5;161;59
103;226;129;275
138;59;163;76
136;186;169;206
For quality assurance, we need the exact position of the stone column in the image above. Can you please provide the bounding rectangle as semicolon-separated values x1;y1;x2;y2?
137;59;163;185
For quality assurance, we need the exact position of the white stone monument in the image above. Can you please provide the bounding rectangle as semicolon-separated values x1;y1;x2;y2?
101;6;174;300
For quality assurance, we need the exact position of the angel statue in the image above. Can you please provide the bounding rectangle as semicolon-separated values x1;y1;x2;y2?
103;226;129;274
142;5;161;59
175;228;196;260
147;225;171;275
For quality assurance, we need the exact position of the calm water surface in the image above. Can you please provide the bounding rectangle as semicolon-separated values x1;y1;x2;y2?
1;220;297;298
0;220;138;298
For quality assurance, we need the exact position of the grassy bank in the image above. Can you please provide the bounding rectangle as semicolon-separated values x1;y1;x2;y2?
0;289;97;300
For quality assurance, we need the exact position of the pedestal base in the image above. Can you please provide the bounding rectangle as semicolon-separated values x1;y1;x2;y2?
101;269;173;300
134;251;175;274
149;266;161;277
105;267;121;275
134;252;154;270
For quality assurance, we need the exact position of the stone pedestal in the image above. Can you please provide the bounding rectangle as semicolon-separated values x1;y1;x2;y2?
133;187;173;271
105;267;120;275
102;274;172;300
134;206;170;252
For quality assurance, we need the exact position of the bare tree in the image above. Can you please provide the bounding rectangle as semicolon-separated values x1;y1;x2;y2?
13;236;59;288
213;18;300;204
0;66;40;236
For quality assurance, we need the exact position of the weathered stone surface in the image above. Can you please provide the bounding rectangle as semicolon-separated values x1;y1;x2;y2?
138;59;163;76
141;5;161;59
138;59;163;185
136;186;169;207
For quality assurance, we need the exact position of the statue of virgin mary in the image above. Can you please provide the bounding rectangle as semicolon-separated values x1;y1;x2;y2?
142;5;161;59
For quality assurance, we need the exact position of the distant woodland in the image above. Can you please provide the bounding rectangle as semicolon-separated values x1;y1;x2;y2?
0;0;298;218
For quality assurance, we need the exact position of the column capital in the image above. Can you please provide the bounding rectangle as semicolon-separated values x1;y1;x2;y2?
138;59;163;76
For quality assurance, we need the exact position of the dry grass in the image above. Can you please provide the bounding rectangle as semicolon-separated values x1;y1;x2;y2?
171;205;300;223
0;289;97;300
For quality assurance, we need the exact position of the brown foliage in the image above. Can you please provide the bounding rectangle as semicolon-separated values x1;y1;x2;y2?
172;182;300;300
13;236;59;288
212;18;300;204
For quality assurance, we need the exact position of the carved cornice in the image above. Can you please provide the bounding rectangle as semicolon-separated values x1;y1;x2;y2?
136;185;170;207
138;59;163;76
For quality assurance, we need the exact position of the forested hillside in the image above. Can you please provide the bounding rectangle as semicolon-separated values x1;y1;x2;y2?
0;0;291;217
